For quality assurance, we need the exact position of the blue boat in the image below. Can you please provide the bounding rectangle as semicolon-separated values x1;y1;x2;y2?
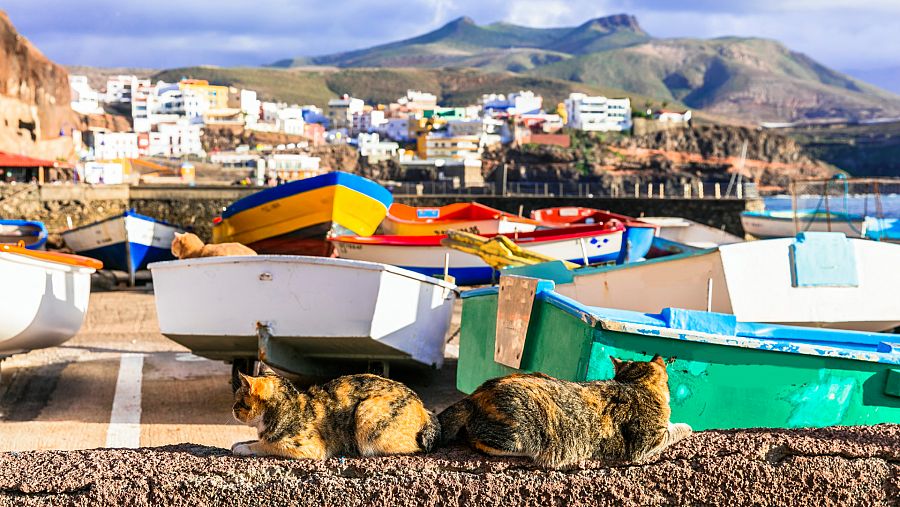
62;211;183;282
0;220;47;250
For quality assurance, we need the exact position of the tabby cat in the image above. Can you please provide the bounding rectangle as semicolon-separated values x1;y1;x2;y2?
171;232;257;259
231;372;440;459
438;355;692;469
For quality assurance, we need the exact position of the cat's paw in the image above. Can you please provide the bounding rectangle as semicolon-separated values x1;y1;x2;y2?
231;442;257;456
669;422;693;440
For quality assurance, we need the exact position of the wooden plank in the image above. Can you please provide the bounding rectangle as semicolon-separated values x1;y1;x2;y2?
494;276;538;368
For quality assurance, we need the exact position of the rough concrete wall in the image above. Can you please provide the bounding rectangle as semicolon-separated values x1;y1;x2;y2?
0;184;127;246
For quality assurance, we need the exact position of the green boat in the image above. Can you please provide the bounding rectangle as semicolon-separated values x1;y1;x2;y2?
457;276;900;430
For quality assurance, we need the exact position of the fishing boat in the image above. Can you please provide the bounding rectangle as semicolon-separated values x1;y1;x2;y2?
740;210;866;239
505;232;900;332
332;223;625;286
0;219;48;250
0;244;101;360
640;216;743;248
62;210;183;283
149;255;456;379
531;207;658;262
212;172;393;256
456;276;900;430
382;202;542;236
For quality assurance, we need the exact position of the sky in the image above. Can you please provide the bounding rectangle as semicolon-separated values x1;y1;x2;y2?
4;0;900;74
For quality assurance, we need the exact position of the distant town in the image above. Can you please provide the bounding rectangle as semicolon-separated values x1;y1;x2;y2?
66;74;691;187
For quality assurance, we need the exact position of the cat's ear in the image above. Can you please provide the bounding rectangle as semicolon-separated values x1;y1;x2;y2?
173;231;185;238
238;372;252;389
245;375;276;399
609;356;624;372
651;354;666;368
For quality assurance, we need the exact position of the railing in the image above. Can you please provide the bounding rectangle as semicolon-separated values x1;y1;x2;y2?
388;180;759;199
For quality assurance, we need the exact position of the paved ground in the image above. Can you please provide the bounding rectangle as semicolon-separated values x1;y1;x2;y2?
1;291;898;506
0;291;464;452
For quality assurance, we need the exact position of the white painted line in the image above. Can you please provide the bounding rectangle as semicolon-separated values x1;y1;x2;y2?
105;353;144;448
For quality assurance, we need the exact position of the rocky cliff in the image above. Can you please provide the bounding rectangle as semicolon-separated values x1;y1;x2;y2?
0;10;77;160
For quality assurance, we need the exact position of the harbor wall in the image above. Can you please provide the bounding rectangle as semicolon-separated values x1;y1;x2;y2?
1;184;762;243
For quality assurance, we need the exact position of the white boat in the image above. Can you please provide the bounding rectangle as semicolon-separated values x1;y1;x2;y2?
62;211;183;283
331;224;625;286
0;245;100;360
149;255;457;377
506;232;900;332
740;210;866;239
641;216;743;248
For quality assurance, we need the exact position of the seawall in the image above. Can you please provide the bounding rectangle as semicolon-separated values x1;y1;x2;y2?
1;184;762;242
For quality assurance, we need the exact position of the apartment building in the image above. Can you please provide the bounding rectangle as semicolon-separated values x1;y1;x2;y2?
564;93;633;132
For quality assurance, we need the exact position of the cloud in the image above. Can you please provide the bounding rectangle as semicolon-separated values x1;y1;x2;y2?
3;0;898;71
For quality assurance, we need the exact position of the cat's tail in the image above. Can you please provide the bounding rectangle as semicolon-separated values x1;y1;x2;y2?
417;410;441;453
437;398;473;445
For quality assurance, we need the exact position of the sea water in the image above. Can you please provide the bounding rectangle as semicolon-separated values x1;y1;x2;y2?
764;194;900;218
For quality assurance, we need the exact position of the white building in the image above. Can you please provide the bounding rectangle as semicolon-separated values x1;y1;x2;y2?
564;93;633;132
240;89;261;125
396;90;438;115
183;87;211;120
352;109;387;135
424;134;482;161
327;94;365;129
656;110;693;123
482;90;543;116
149;122;204;157
69;75;103;115
92;131;139;160
357;133;399;161
447;118;507;146
105;75;139;104
266;154;323;181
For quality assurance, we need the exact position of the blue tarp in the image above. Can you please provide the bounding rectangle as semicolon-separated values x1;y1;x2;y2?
789;232;859;287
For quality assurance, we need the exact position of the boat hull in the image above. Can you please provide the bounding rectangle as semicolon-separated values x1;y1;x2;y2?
383;202;541;236
530;207;657;262
0;220;48;250
62;211;182;275
0;246;97;357
741;211;865;239
641;216;743;248
333;226;625;286
506;234;900;332
213;172;392;254
457;282;900;430
149;256;456;375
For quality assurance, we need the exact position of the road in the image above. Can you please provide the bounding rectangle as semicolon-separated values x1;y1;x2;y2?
0;291;463;452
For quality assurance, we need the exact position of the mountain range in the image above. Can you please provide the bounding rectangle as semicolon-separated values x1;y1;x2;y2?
271;15;900;123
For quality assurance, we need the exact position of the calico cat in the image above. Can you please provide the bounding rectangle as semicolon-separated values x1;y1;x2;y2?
171;232;257;259
231;372;440;459
438;355;692;469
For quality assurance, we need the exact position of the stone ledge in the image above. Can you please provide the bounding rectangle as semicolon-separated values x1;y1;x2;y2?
1;425;897;507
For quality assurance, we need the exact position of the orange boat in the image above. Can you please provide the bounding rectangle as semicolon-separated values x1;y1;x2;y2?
383;202;544;236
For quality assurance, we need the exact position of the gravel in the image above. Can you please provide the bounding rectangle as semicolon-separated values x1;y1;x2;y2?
1;424;897;507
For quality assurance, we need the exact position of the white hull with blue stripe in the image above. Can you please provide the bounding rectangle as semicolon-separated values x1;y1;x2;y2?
62;211;183;278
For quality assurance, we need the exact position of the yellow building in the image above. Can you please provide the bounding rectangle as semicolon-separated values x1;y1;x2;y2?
179;79;230;110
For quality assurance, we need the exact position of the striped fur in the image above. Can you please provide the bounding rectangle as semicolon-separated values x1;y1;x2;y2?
438;355;692;469
231;373;439;459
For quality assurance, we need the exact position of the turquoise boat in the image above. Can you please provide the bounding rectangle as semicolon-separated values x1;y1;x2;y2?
457;276;900;430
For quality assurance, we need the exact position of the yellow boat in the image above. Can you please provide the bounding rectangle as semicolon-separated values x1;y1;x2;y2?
212;171;393;256
383;202;544;236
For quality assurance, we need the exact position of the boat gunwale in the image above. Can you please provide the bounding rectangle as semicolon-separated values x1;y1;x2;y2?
0;219;48;249
148;254;459;291
387;202;544;227
461;283;900;365
331;223;626;247
219;171;392;220
0;244;102;270
531;207;658;230
61;209;182;236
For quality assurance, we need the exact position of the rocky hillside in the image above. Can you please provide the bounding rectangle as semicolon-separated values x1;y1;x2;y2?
0;10;78;160
274;15;900;123
482;126;834;191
